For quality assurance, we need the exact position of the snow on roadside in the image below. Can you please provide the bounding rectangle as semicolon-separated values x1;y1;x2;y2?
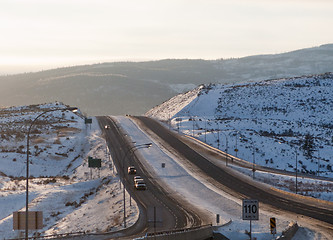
42;117;139;236
0;103;138;238
146;74;333;184
115;116;294;240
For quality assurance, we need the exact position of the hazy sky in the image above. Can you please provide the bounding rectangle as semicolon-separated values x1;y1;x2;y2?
1;0;332;73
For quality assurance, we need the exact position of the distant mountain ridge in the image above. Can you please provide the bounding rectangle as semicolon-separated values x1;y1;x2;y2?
0;44;332;116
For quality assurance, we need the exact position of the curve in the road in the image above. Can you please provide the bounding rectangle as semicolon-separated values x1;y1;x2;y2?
97;116;203;238
134;116;333;227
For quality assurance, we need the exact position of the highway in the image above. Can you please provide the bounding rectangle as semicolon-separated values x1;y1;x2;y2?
97;116;204;239
133;116;333;237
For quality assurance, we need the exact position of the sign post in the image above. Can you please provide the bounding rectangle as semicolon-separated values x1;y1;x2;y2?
84;118;92;124
88;158;101;168
13;211;43;230
242;199;259;240
85;118;92;130
175;118;182;133
270;217;276;236
88;157;101;178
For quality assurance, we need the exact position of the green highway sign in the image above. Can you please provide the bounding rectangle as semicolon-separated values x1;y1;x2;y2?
85;118;92;124
88;158;101;168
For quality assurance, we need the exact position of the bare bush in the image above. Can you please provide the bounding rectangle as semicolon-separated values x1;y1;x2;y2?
53;138;61;144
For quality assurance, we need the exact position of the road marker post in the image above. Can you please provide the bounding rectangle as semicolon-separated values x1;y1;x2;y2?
270;217;276;236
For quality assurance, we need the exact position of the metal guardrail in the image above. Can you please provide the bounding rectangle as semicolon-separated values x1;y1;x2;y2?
7;231;86;240
134;224;213;240
184;134;333;183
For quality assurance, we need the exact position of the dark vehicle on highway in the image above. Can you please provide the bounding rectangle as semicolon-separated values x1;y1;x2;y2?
128;166;136;174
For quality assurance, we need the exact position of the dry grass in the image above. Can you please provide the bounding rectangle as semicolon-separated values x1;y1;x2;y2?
112;215;121;226
31;136;46;144
53;138;62;145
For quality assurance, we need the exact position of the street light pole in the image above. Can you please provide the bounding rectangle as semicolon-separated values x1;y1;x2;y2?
192;116;195;137
121;143;152;228
204;120;207;143
232;131;239;158
317;150;320;177
217;121;220;150
295;147;298;194
252;140;255;179
219;131;228;166
25;107;77;239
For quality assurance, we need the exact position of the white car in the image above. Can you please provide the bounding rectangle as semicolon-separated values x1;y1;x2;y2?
135;179;145;185
134;176;143;184
135;182;147;190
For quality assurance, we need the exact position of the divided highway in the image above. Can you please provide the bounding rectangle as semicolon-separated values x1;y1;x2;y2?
97;116;204;239
133;116;333;236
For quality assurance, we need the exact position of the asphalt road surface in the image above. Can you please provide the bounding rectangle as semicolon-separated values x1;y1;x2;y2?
97;116;204;239
133;116;333;236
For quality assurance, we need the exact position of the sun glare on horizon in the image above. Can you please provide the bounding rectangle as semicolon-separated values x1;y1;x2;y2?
0;0;332;74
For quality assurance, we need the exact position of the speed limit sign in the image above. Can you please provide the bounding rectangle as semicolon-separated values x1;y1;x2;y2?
242;199;259;220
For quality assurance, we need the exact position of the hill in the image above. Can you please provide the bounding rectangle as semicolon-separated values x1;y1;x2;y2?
0;102;138;238
146;73;333;187
0;44;333;116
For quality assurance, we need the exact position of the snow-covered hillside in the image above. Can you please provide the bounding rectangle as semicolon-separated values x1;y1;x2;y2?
146;73;333;199
0;103;137;238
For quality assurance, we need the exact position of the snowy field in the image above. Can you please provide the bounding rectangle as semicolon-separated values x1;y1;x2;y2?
146;74;333;201
0;103;138;239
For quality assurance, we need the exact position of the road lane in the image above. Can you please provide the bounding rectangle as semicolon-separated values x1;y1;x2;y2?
97;116;203;238
133;116;333;231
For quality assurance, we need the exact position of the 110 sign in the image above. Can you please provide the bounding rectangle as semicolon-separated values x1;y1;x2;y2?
242;199;259;220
